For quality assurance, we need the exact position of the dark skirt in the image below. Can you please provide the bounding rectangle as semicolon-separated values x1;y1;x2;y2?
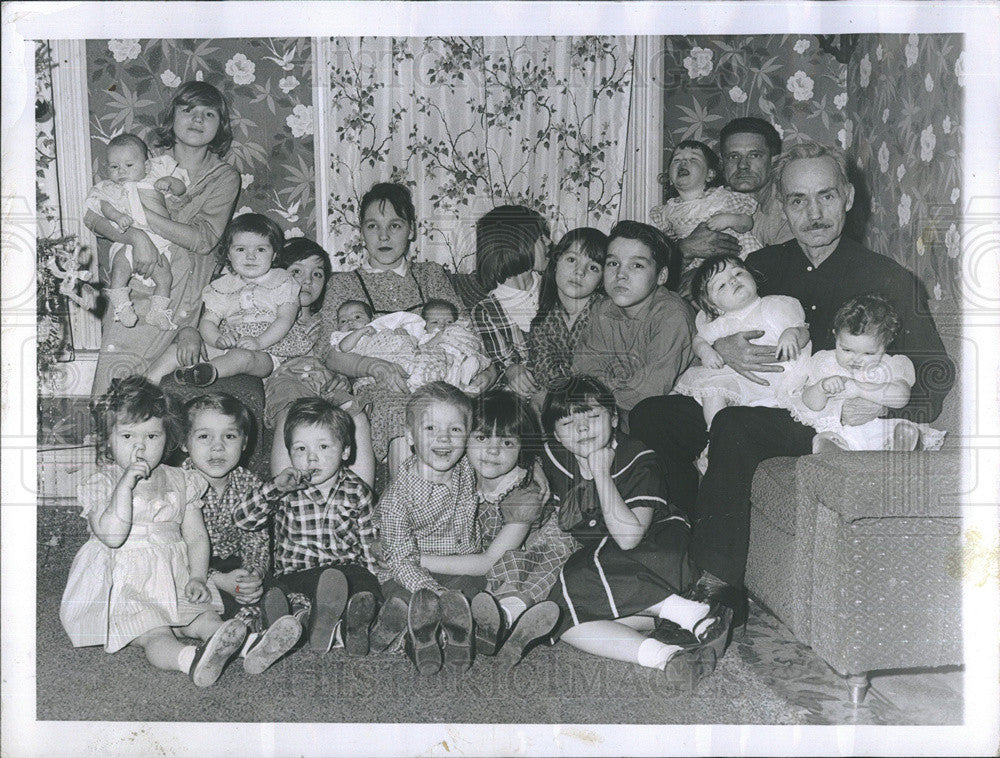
548;518;696;639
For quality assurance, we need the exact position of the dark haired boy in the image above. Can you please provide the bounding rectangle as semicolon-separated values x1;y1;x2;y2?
234;397;381;657
571;221;695;424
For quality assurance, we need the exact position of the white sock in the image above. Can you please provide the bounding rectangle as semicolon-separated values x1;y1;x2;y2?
239;631;260;658
637;638;683;670
499;596;527;627
658;594;711;633
177;645;197;673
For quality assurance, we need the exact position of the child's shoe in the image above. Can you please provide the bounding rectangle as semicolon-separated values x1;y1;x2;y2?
310;568;348;654
189;618;247;687
144;295;177;330
407;589;442;675
173;362;218;388
438;590;473;672
342;591;377;657
243;614;302;675
262;587;290;628
107;287;138;328
370;595;409;652
495;600;560;670
661;644;718;692
691;603;734;664
471;591;503;657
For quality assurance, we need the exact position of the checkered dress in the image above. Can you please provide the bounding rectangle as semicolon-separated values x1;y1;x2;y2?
183;461;270;576
374;457;480;593
474;469;578;605
526;295;602;390
234;467;377;576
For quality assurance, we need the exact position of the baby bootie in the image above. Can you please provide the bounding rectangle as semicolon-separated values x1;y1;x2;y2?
144;295;177;330
106;287;138;328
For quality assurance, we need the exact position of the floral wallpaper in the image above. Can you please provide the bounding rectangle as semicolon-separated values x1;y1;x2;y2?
85;38;316;239
846;34;963;305
659;34;847;198
323;36;634;271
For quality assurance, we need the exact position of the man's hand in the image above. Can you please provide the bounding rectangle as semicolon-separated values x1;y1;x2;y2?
840;397;885;426
320;372;351;396
678;222;741;259
713;330;784;385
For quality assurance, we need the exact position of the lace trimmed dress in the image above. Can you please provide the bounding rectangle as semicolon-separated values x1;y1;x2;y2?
201;268;300;367
673;295;811;409
60;465;223;652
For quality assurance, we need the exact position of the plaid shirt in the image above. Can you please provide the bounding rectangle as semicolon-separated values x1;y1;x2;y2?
375;456;480;593
472;294;527;379
234;467;376;576
183;461;270;576
526;295;602;389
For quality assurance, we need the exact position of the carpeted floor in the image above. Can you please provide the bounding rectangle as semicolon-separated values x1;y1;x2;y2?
36;505;806;725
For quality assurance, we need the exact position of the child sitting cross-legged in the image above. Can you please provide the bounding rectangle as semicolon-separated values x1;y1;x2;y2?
417;389;566;669
371;382;555;674
540;375;732;688
234;397;382;657
180;392;302;675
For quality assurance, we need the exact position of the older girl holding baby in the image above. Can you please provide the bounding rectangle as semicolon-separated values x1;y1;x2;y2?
92;81;241;397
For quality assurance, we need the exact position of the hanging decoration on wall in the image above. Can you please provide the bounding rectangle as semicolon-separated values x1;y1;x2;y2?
38;235;98;388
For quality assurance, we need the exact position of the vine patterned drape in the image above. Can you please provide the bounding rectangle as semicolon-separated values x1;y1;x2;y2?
322;36;635;272
84;38;317;240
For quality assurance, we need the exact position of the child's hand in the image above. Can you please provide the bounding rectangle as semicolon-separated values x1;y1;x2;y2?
821;376;848;396
776;331;801;361
586;445;616;477
233;570;263;604
702;347;725;369
185;578;210;604
153;177;174;194
273;467;309;493
705;213;729;232
120;448;151;489
506;364;539;398
237;336;261;351
839;377;860;398
115;213;134;232
531;459;552;504
216;333;239;349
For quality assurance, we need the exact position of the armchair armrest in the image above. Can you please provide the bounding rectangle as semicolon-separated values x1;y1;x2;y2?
794;450;964;522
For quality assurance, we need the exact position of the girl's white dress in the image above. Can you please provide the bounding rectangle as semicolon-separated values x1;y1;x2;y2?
787;350;947;450
60;464;222;652
673;295;810;407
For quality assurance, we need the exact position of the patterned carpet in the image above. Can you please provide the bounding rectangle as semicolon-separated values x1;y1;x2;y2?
37;504;806;725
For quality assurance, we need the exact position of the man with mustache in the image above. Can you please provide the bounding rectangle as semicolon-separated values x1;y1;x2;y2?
630;141;954;627
678;117;793;261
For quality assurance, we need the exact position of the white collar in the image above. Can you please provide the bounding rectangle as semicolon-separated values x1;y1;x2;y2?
360;257;409;277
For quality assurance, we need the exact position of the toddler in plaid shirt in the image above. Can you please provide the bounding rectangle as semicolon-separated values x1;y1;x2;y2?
235;397;382;657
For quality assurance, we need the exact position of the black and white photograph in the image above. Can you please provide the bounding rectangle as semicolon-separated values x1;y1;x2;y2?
3;2;998;756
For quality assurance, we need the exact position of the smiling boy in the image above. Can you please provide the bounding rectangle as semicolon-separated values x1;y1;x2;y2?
571;221;695;420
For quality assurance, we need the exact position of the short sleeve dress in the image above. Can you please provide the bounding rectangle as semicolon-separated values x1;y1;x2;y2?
60;464;223;652
673;294;811;408
786;350;946;450
541;434;695;638
201;268;300;364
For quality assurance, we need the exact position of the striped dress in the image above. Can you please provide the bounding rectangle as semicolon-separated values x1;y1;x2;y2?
542;434;696;638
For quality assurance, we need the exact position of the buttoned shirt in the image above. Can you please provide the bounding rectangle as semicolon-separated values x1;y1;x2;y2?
234;467;376;576
183;461;270;576
374;456;479;593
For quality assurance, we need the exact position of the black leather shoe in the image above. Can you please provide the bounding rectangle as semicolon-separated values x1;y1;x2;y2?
649;618;699;648
684;581;749;630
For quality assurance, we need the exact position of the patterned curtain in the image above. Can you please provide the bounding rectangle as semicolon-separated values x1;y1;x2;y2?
322;36;635;272
846;34;963;306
